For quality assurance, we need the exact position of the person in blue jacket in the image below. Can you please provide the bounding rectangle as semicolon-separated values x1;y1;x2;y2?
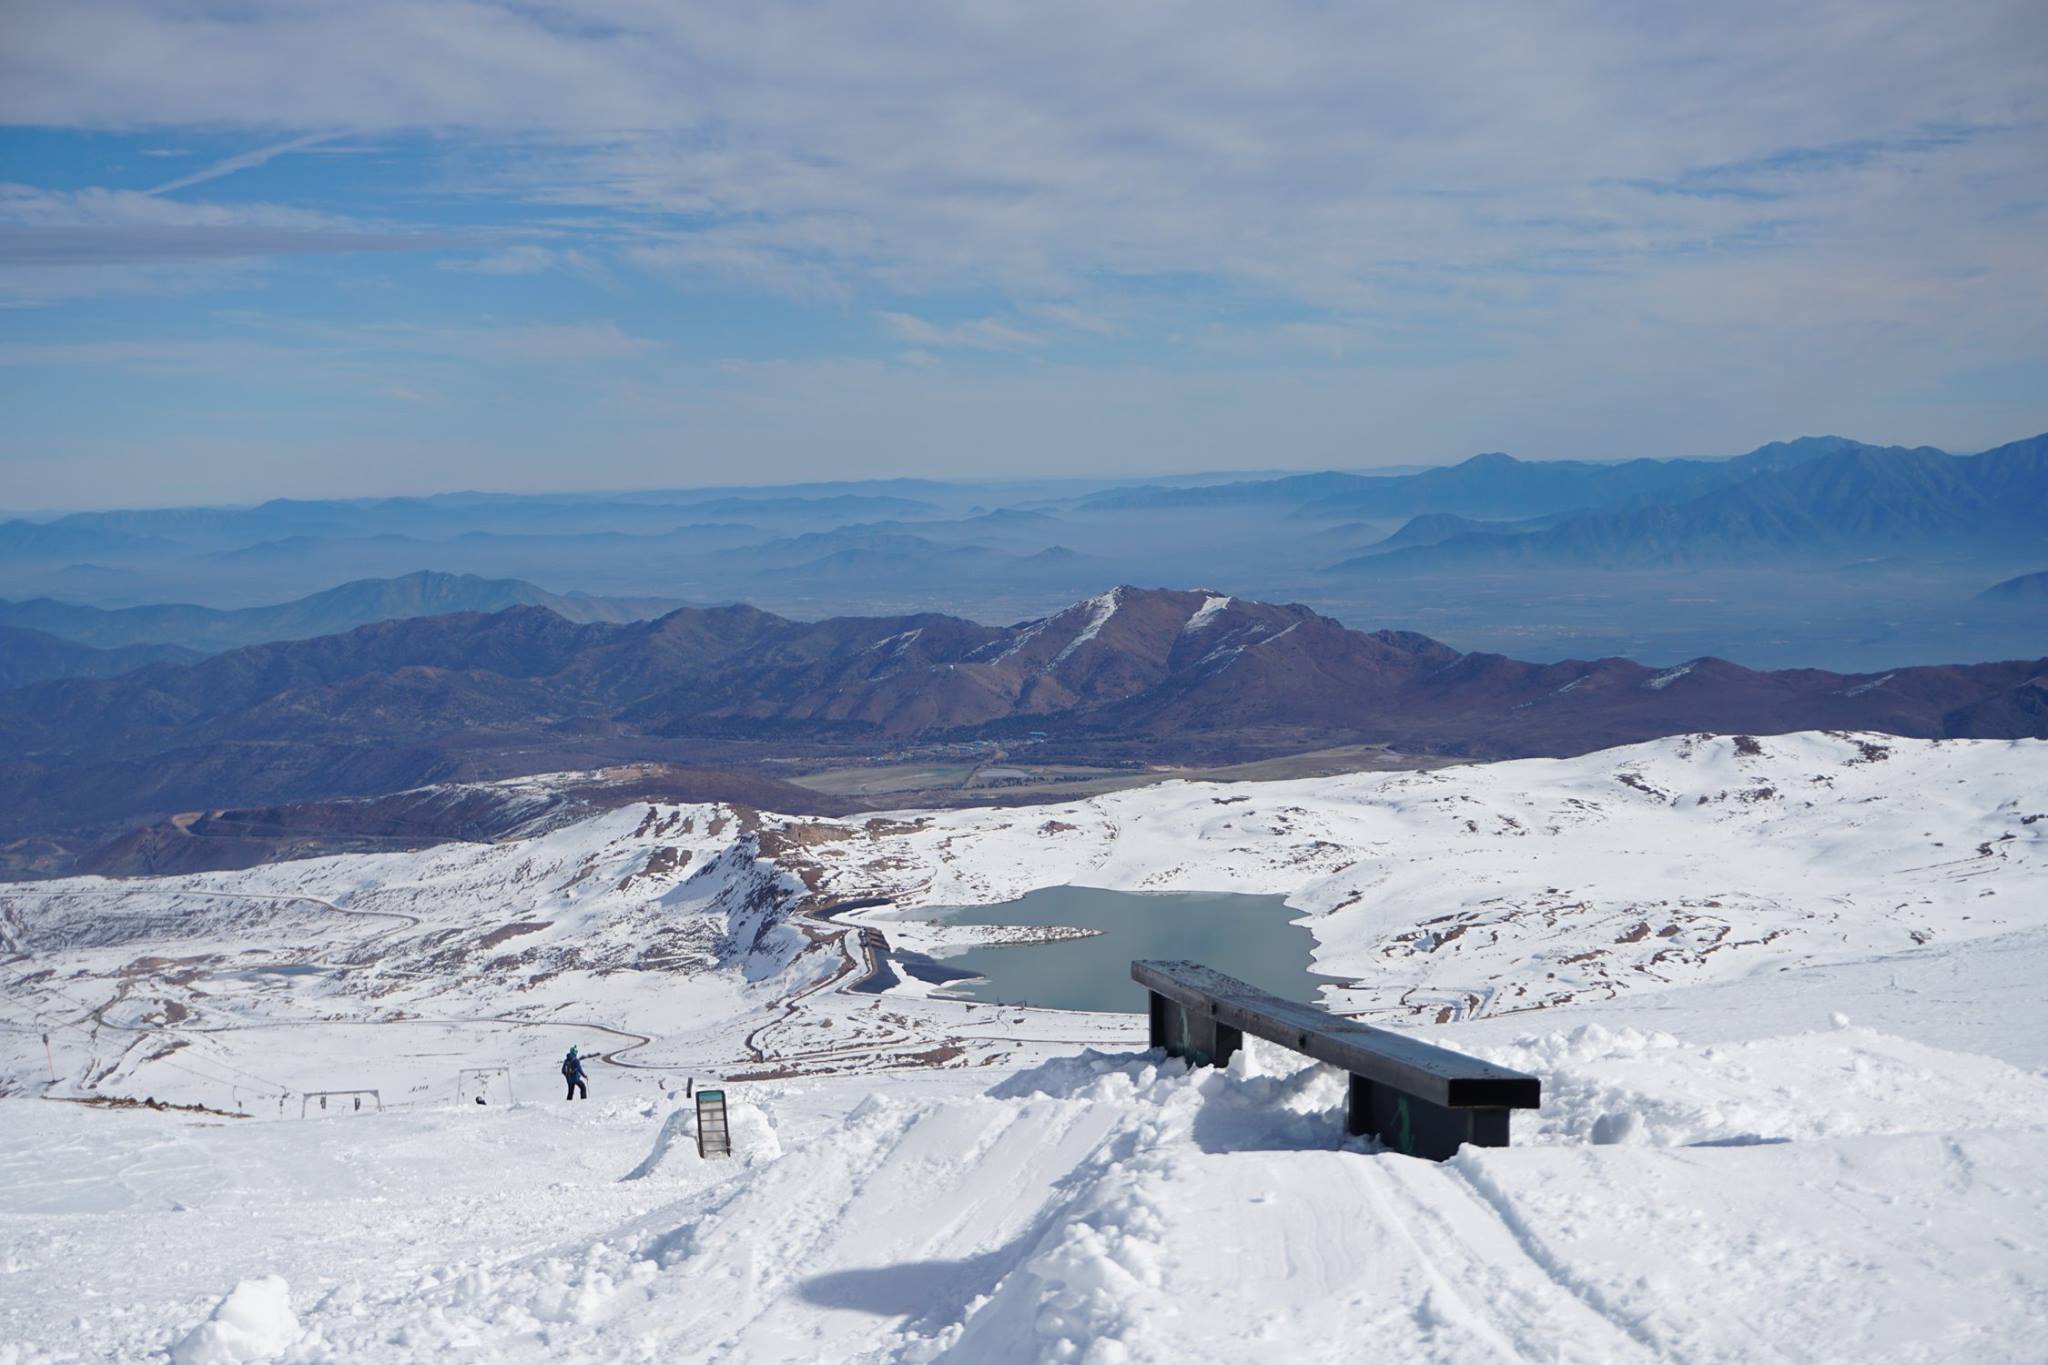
561;1046;588;1100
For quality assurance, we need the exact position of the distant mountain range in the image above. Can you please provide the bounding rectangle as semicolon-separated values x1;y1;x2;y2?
2;432;2043;679
3;585;2041;864
0;571;689;654
0;490;939;557
1360;512;1523;553
1083;436;1882;519
1334;435;2048;573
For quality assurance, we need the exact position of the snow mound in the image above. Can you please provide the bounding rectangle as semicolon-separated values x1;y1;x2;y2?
1480;1022;2048;1147
620;1103;694;1181
171;1276;298;1364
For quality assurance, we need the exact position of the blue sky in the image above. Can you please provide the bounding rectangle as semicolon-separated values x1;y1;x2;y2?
2;1;2044;508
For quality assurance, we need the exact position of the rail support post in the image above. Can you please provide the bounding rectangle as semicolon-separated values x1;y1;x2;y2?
1346;1075;1511;1160
1150;988;1241;1068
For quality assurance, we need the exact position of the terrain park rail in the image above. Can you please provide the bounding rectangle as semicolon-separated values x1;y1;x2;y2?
696;1088;732;1158
300;1089;382;1118
1133;959;1540;1161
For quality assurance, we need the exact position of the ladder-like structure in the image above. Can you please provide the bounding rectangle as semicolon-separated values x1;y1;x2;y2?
696;1087;732;1158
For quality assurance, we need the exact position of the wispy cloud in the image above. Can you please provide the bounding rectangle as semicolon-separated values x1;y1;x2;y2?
148;132;333;195
392;320;661;364
0;1;2042;498
877;311;1044;351
1025;301;1122;338
0;184;462;302
4;2;2039;316
439;244;563;275
0;319;661;371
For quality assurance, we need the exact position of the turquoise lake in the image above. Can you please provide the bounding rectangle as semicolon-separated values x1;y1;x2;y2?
897;885;1342;1013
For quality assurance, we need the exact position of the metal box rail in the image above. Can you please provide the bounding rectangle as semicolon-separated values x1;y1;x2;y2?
1134;959;1540;1160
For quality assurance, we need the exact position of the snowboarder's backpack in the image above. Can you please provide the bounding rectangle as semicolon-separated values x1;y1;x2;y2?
561;1052;578;1079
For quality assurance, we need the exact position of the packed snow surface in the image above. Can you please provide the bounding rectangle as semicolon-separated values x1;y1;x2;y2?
3;732;2045;1361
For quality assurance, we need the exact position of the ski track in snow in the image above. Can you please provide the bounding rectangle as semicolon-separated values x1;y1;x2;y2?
2;731;2046;1362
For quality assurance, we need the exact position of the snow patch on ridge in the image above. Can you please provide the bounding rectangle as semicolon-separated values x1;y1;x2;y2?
1258;620;1301;647
868;627;923;655
1194;626;1266;670
1643;662;1696;690
1182;593;1232;633
1047;587;1122;669
991;616;1051;663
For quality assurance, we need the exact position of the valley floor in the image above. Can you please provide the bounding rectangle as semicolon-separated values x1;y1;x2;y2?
2;732;2044;1361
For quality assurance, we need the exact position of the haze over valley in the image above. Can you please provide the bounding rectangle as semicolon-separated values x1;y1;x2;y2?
6;430;2045;678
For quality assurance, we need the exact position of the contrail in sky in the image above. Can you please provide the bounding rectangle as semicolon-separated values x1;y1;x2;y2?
149;132;332;195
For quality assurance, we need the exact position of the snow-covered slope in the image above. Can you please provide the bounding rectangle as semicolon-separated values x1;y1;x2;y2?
809;729;2048;1030
5;1028;2045;1362
2;732;2045;1361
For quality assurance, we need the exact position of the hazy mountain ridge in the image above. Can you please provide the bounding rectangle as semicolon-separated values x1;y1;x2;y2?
1361;512;1522;553
1977;570;2048;602
1337;435;2048;573
1083;435;1881;519
4;489;941;550
4;433;2043;674
0;570;689;652
3;585;2042;865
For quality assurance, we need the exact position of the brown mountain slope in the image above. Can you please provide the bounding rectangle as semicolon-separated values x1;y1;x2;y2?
1;585;2042;859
